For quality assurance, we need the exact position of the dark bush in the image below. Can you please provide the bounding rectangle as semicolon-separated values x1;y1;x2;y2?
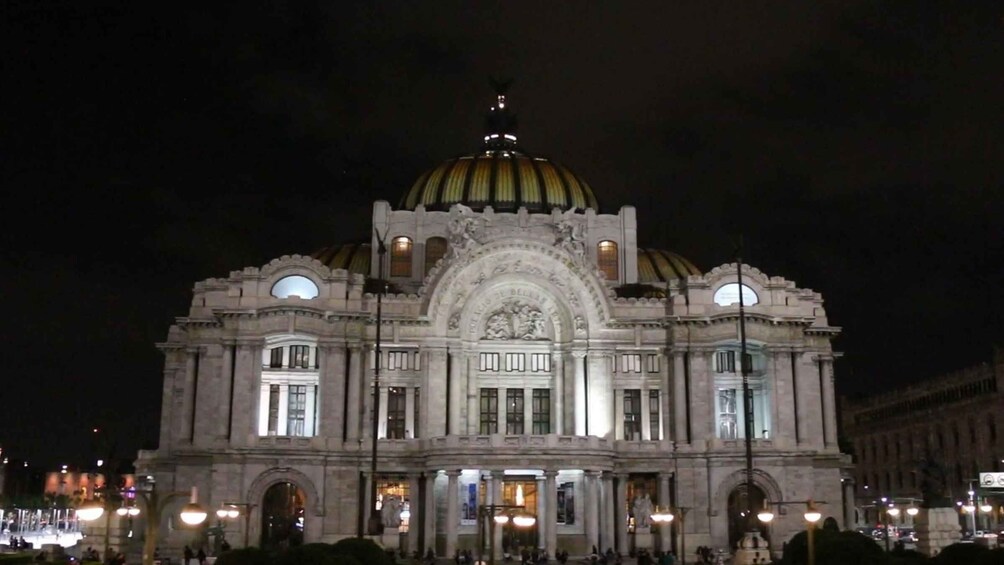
215;547;273;565
935;542;988;565
975;548;1004;565
275;543;343;565
888;548;928;565
781;528;890;565
330;538;394;565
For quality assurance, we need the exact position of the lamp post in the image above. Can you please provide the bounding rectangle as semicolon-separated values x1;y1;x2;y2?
367;229;389;536
217;502;257;548
81;481;208;565
756;500;824;565
883;506;900;552
478;504;535;565
651;506;689;565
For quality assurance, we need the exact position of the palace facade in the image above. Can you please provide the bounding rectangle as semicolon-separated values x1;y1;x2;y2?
137;91;851;556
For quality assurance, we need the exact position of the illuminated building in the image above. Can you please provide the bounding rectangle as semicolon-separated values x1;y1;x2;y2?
138;89;848;554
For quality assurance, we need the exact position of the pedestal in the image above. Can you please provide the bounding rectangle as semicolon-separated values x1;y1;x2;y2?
915;508;961;557
633;527;654;551
381;527;401;550
731;531;770;565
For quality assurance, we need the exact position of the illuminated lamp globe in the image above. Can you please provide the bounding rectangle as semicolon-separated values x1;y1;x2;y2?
887;507;901;518
804;509;822;523
651;509;674;523
757;510;775;523
216;508;229;519
227;508;239;519
963;504;976;514
77;500;105;522
906;507;919;517
981;504;993;513
116;507;129;517
512;515;536;528
180;503;208;525
128;507;140;517
494;515;510;525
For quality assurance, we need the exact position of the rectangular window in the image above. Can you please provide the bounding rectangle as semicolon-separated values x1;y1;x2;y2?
388;351;413;370
287;385;306;436
290;345;309;369
269;347;284;368
532;389;551;434
387;387;407;439
506;389;525;435
505;353;525;372
624;389;642;440
267;385;280;435
649;390;660;440
716;351;735;373
646;354;660;373
718;389;738;439
621;354;642;373
530;353;551;372
557;482;575;524
479;352;500;372
480;388;498;434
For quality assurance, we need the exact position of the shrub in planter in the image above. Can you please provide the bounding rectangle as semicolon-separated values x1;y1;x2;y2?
330;538;394;565
215;547;273;565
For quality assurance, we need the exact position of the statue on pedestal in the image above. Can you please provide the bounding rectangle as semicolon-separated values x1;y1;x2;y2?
381;495;403;528
917;452;950;508
632;493;653;529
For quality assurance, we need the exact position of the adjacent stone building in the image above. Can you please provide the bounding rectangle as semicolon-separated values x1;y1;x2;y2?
137;91;850;556
843;349;1004;527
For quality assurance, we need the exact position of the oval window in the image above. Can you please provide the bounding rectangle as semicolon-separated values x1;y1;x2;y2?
713;283;758;306
271;275;319;299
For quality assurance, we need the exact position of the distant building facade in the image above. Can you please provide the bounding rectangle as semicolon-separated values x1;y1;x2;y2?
842;349;1004;525
138;91;849;555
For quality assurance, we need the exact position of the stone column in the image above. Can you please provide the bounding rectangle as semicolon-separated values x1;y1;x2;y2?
409;473;423;553
660;350;671;442
467;353;479;434
640;379;651;441
446;470;460;557
603;474;616;553
536;475;548;552
427;348;449;437
842;476;856;530
553;353;564;435
346;344;363;440
821;358;838;450
586;471;601;552
767;350;786;444
219;342;234;439
230;341;258;446
449;349;463;435
672;351;688;444
615;475;628;554
424;473;437;554
405;387;417;438
544;471;558;556
689;350;713;441
318;343;347;441
613;389;624;440
491;470;504;559
588;351;613;438
795;351;823;448
658;473;672;552
573;351;587;435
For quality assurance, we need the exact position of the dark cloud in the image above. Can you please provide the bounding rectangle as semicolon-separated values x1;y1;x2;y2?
1;0;1002;467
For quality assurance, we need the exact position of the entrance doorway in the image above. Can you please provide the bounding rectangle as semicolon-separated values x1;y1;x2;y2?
727;484;768;549
261;482;306;550
500;479;539;552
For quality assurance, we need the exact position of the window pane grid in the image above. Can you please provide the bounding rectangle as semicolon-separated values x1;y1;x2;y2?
387;387;406;439
287;385;306;437
480;389;498;434
624;389;641;440
506;389;524;435
532;389;550;434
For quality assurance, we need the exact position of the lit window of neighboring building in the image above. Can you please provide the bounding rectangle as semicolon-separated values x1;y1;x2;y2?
390;236;413;277
425;237;447;275
597;240;618;281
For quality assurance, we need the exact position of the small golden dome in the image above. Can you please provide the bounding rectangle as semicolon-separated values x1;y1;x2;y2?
637;248;701;282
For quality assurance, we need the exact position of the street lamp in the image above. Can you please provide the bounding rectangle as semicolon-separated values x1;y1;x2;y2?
884;506;900;552
652;506;689;565
804;502;822;565
217;502;257;548
650;508;675;562
478;504;535;565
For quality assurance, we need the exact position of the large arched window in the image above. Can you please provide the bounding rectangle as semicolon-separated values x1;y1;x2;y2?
713;283;759;306
597;240;619;281
271;275;319;299
425;236;447;275
390;236;413;277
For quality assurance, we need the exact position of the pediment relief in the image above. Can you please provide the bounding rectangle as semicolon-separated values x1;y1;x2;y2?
483;301;549;341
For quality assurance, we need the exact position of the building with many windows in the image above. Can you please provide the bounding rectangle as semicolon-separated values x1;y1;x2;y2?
843;348;1004;527
137;90;849;556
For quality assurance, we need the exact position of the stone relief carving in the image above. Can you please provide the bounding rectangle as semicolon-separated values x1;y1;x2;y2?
448;311;461;331
553;209;586;262
574;315;587;335
483;301;548;340
447;204;487;258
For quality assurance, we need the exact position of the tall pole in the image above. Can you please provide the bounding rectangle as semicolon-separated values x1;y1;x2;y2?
736;240;755;530
369;229;388;535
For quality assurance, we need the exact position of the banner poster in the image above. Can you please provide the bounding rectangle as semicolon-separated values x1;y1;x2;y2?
461;482;478;524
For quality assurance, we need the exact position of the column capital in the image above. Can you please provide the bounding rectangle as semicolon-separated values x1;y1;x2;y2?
572;350;588;359
585;470;603;478
543;470;559;478
348;342;364;352
445;469;462;477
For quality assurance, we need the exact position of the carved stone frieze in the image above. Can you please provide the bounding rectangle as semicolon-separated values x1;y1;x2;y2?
483;301;548;341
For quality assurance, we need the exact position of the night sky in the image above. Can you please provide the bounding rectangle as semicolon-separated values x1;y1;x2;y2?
3;1;1003;469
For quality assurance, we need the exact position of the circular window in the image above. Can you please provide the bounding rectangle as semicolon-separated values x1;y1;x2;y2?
271;275;319;299
713;283;758;306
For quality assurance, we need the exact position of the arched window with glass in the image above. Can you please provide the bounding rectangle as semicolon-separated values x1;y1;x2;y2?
390;236;413;277
597;240;618;281
425;236;447;276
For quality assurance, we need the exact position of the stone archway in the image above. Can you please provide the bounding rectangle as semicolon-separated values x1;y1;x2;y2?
245;467;324;546
713;469;782;549
727;483;768;549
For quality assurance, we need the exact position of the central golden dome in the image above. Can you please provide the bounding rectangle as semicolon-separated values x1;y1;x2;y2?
400;151;599;213
399;86;600;213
